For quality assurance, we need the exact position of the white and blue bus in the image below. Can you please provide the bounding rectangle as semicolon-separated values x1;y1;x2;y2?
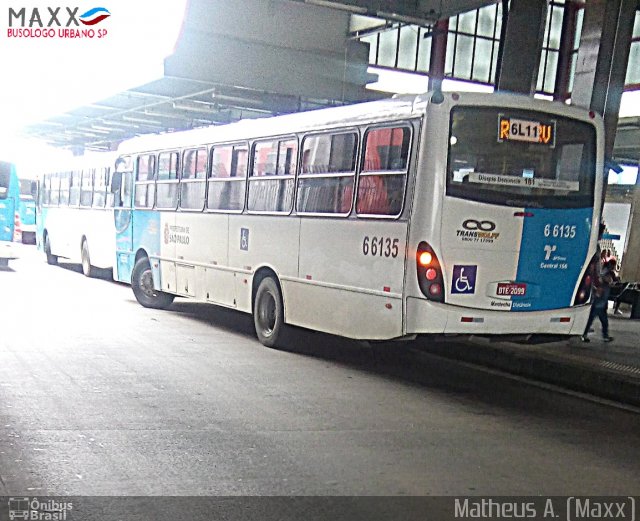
37;153;117;277
110;92;604;347
0;161;20;265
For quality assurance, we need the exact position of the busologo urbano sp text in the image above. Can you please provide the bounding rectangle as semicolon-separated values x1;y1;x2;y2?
7;6;111;39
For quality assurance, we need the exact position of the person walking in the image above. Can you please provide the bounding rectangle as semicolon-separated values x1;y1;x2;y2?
581;258;617;343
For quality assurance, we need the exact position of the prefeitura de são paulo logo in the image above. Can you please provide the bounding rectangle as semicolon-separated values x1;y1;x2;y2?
7;5;111;39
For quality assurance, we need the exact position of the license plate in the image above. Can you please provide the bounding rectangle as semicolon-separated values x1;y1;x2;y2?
496;282;527;296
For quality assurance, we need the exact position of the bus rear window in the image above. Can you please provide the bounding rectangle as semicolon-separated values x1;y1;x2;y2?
447;106;596;209
19;179;33;197
0;162;10;199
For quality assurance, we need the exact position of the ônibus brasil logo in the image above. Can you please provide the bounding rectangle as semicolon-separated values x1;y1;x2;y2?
7;6;111;39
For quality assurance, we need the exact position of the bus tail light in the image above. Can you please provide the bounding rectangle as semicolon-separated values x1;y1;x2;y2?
417;241;445;303
573;253;599;306
13;212;22;242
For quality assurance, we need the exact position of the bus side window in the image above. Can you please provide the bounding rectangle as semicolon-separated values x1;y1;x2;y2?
156;151;180;209
42;174;51;205
356;126;411;217
80;169;94;207
297;132;357;215
69;170;81;206
93;167;108;208
180;147;207;210
208;145;246;212
59;172;71;206
50;173;61;206
247;139;296;213
135;154;156;209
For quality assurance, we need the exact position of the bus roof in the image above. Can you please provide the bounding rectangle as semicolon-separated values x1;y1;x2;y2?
115;91;601;156
38;151;119;175
116;94;425;155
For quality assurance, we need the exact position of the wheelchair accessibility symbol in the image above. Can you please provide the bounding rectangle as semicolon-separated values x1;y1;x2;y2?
452;265;477;294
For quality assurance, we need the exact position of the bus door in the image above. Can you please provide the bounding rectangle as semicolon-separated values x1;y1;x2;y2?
0;162;16;242
113;156;135;283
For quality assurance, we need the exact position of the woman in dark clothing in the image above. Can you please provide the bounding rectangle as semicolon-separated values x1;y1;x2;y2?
581;258;617;343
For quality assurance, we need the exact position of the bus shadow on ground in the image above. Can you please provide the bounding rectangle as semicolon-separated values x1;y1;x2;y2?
54;261;114;280
165;300;546;404
150;301;640;446
169;300;396;363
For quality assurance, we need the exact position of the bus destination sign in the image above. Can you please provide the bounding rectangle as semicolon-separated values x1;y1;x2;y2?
498;116;555;146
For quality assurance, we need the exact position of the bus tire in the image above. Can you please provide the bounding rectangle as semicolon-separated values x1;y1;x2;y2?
44;234;58;265
81;240;97;278
253;276;286;348
131;257;174;310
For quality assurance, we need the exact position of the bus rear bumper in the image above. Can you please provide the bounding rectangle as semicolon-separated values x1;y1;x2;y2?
0;240;18;261
19;223;36;232
405;297;589;337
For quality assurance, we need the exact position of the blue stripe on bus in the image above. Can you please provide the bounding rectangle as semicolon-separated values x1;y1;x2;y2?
513;207;592;312
133;210;162;256
115;210;161;284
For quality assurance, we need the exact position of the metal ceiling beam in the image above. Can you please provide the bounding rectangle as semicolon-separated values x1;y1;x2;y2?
294;0;498;24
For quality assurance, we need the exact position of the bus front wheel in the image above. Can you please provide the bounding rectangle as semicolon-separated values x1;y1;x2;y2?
253;276;286;348
131;257;174;310
44;235;58;265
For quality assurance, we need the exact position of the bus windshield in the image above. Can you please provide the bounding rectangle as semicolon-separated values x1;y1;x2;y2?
447;106;596;209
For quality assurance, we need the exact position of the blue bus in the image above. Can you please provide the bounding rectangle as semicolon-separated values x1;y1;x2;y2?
0;161;19;265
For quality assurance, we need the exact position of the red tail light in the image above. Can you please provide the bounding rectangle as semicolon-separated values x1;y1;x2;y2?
417;241;445;303
13;212;22;242
573;253;599;306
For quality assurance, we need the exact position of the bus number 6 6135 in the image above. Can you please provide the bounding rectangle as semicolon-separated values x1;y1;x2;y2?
362;236;399;258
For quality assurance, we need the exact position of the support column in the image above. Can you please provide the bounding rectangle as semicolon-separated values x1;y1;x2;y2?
621;172;640;281
428;19;448;92
495;0;547;95
570;0;636;159
554;1;580;101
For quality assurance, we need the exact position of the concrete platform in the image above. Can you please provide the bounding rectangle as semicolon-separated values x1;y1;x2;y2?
416;307;640;408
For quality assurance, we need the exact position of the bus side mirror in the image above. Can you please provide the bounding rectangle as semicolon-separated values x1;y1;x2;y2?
31;180;38;198
110;172;122;193
605;158;623;174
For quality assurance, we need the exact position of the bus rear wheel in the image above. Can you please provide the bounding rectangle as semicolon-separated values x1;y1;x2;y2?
253;276;286;348
131;257;174;310
44;235;58;265
81;240;97;278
